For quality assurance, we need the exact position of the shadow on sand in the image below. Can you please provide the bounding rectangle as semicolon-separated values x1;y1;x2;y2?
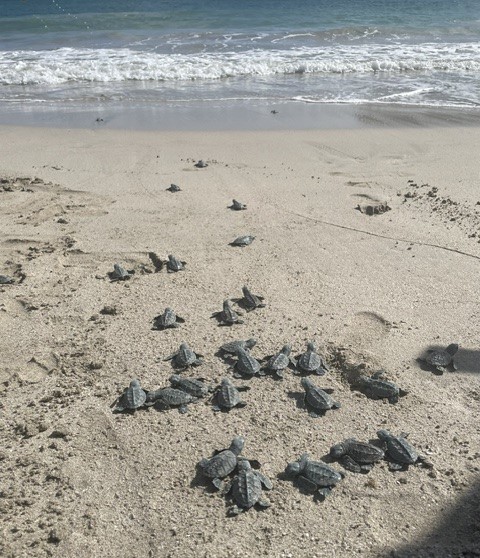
384;477;480;557
417;345;480;375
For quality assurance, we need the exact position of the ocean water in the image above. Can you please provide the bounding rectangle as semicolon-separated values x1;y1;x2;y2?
0;0;479;113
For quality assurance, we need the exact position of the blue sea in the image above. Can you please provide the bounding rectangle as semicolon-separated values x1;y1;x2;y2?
0;0;479;117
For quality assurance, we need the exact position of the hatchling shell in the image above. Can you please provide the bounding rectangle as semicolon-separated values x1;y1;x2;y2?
198;436;245;488
294;342;329;375
330;438;384;473
228;460;272;515
212;378;247;411
377;430;421;469
285;453;343;499
233;347;261;377
230;235;255;247
0;275;14;284
169;375;211;398
113;379;146;412
220;338;257;355
153;308;185;330
301;378;340;416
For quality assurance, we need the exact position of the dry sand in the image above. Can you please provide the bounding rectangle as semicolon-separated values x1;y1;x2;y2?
0;124;479;558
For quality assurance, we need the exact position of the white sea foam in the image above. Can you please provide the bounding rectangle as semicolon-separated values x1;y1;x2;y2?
1;43;480;85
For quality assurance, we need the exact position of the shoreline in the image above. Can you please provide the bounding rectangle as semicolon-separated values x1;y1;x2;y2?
1;100;480;131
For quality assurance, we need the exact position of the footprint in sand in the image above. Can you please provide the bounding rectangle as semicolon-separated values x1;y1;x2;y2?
341;311;391;353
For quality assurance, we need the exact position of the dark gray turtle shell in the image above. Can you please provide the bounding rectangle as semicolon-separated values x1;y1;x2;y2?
234;347;261;376
230;235;255;247
167;184;181;192
169;375;210;398
114;379;146;411
295;342;329;375
220;338;257;355
154;307;184;329
230;199;246;210
286;454;342;488
164;343;203;368
166;254;186;272
240;286;265;311
231;462;263;509
110;263;131;281
195;160;208;168
0;275;14;284
214;378;245;409
330;439;384;464
212;300;244;325
146;387;194;407
266;345;291;374
377;430;419;465
199;437;245;480
301;378;340;413
358;372;401;402
425;343;458;368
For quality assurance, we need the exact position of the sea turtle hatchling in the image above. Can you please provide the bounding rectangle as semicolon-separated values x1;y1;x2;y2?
145;387;196;414
224;459;272;516
233;286;266;312
232;347;262;378
153;307;185;330
219;338;257;356
419;343;459;374
194;160;208;168
164;254;186;273
166;183;181;192
169;375;212;398
198;436;245;489
229;235;255;247
356;370;406;404
163;343;204;370
211;300;244;326
262;345;292;378
212;378;248;411
292;342;330;376
377;430;427;471
285;453;344;500
330;438;384;473
301;378;341;417
229;199;247;211
109;263;132;282
112;379;147;412
0;275;14;284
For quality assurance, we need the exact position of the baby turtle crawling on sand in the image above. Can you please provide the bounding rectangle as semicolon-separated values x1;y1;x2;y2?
164;343;204;370
169;375;213;398
219;338;257;356
223;459;272;516
330;438;384;473
164;254;186;273
166;183;181;192
356;370;406;404
198;436;245;489
292;342;330;376
301;378;341;417
377;430;427;471
232;347;262;378
194;160;208;168
145;387;196;413
229;199;247;211
285;453;344;500
233;286;266;312
262;345;292;378
229;235;255;247
109;263;133;282
419;343;459;374
112;379;146;412
212;378;248;411
0;275;14;284
153;308;185;330
212;300;244;326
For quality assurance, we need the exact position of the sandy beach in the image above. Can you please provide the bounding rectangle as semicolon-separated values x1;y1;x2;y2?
1;122;480;558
